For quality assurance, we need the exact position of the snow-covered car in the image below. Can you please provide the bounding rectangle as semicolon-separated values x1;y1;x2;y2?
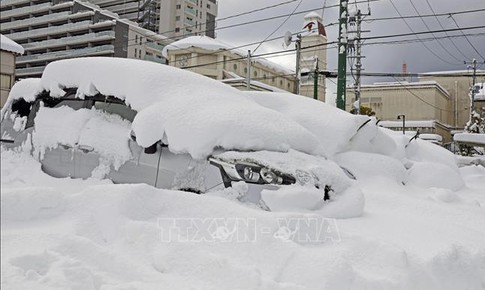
0;57;359;210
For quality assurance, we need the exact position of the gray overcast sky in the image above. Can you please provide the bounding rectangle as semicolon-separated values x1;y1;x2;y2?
214;0;485;99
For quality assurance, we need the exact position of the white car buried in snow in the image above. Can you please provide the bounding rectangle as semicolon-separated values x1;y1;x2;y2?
0;57;362;213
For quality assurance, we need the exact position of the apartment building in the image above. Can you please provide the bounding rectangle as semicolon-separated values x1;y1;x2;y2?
82;0;217;39
164;36;297;93
0;0;168;79
84;0;160;32
159;0;217;39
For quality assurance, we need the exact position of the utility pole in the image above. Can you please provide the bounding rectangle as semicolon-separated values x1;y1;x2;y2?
469;58;477;122
246;50;251;90
295;34;302;95
314;57;319;100
349;9;370;115
336;0;348;110
353;10;363;115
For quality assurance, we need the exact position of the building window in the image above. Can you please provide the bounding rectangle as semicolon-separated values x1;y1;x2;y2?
280;80;283;86
253;71;257;77
134;48;137;57
176;4;181;9
135;35;138;43
207;4;210;9
1;74;11;89
176;16;180;21
233;64;237;70
139;36;143;44
138;50;141;58
175;27;180;32
244;68;248;74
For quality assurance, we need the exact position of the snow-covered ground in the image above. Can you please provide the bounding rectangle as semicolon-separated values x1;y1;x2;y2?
2;147;484;290
1;58;485;289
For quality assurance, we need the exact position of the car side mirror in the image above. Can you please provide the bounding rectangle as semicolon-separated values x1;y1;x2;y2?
144;143;157;154
130;130;136;142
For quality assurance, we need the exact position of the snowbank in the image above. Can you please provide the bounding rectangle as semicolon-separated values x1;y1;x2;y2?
335;151;408;184
2;149;485;289
37;57;319;159
407;162;465;191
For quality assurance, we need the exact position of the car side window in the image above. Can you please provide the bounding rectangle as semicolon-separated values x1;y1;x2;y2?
93;101;137;122
26;98;90;129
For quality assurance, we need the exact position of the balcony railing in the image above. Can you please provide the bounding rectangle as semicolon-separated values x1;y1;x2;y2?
0;0;31;9
145;41;165;52
144;54;166;64
1;12;71;32
23;31;115;51
1;3;51;19
6;20;114;41
16;66;46;77
184;7;196;15
17;45;115;64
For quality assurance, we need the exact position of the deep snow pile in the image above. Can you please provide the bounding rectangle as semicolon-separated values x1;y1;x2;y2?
2;148;485;290
36;57;319;159
247;92;369;157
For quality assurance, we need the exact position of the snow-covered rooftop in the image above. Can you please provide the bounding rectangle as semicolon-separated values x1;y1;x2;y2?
0;34;24;54
361;81;450;96
162;36;293;75
421;69;485;76
454;133;485;145
379;120;437;128
304;12;322;19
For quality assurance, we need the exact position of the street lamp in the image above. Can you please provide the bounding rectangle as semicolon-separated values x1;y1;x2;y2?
397;114;405;135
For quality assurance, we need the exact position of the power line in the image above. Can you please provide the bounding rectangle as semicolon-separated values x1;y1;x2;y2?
387;0;460;65
448;14;485;61
407;0;463;63
253;0;303;53
423;0;470;60
364;7;485;23
363;31;485;46
177;25;485;71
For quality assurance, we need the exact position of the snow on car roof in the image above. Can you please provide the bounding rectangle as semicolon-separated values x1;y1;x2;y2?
245;91;370;156
15;57;320;159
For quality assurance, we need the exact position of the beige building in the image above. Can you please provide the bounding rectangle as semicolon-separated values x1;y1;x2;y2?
1;35;24;107
346;81;454;142
163;36;297;93
163;11;329;98
299;12;327;101
420;70;485;129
